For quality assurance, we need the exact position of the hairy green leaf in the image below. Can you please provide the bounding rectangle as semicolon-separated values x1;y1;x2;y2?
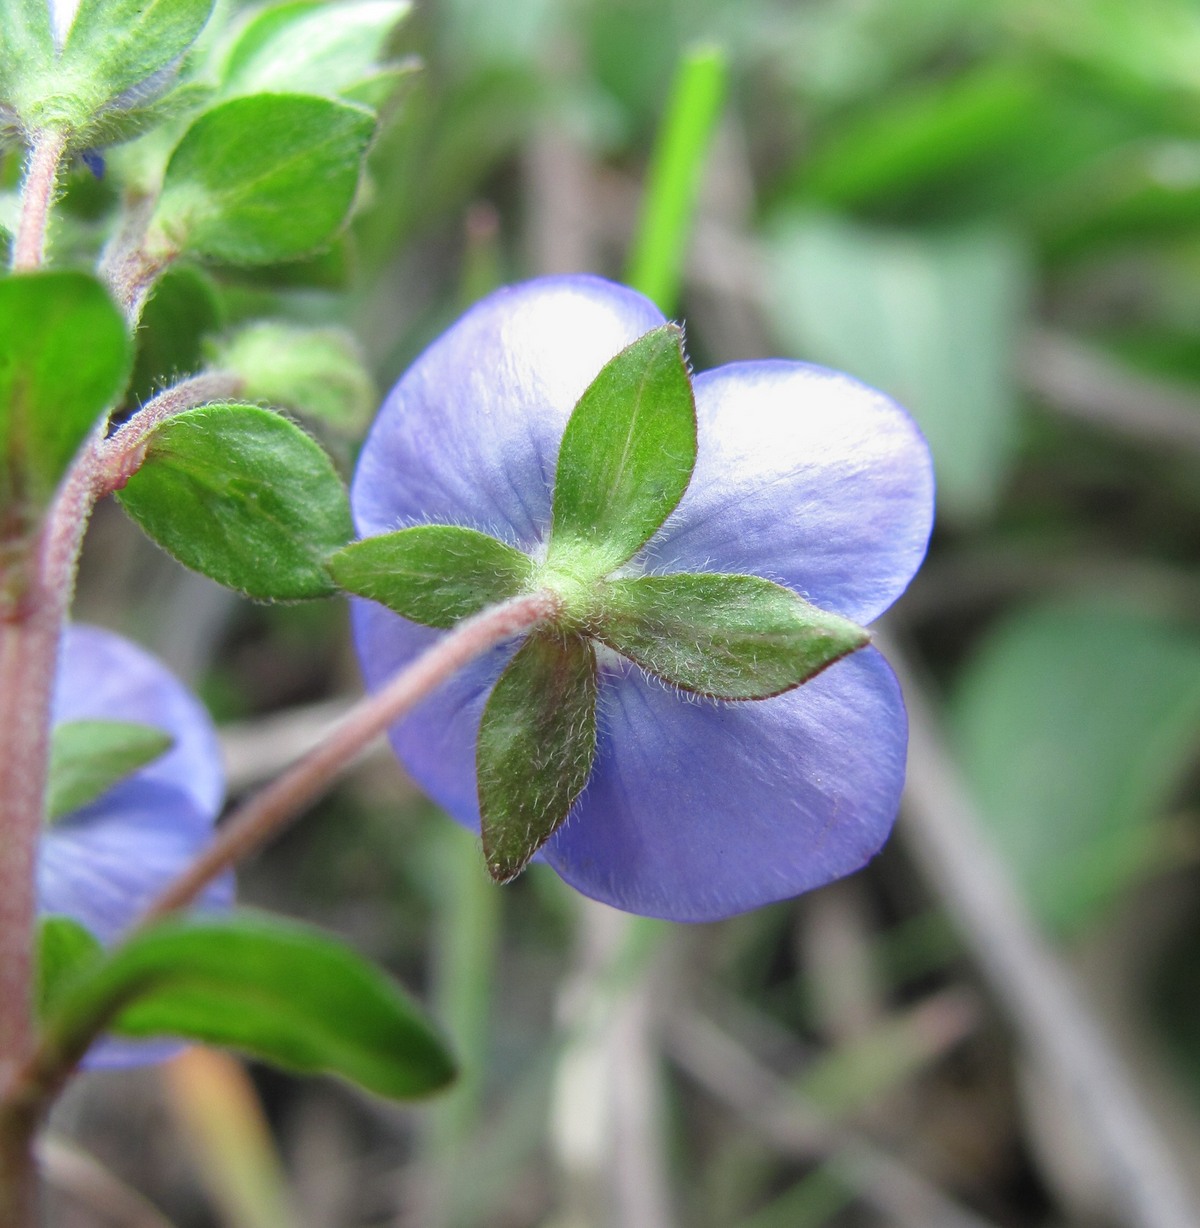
478;632;597;882
150;94;375;265
593;573;869;699
117;403;353;600
329;525;534;627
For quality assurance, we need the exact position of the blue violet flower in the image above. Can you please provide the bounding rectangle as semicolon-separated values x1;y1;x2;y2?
39;624;231;1065
347;276;935;922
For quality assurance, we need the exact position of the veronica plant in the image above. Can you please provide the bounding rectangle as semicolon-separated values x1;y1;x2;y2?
0;0;933;1216
334;276;935;921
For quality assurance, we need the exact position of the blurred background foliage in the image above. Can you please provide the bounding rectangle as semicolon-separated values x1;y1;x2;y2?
25;0;1200;1223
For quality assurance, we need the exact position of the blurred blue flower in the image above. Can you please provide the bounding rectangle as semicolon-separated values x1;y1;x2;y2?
351;276;935;921
38;624;230;1065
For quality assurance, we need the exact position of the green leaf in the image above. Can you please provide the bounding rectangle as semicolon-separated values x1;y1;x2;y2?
548;323;695;576
128;266;223;408
951;599;1200;933
592;573;869;700
117;403;353;600
0;272;130;521
764;213;1030;521
62;0;214;104
220;0;412;105
329;525;534;628
149;94;375;266
209;321;375;433
37;916;103;1021
45;912;456;1099
47;719;174;823
477;632;597;882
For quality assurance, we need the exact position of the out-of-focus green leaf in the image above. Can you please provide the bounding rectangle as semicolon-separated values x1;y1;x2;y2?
47;720;174;823
780;62;1148;228
44;912;457;1099
220;0;412;106
951;598;1200;932
128;266;222;407
149;94;375;266
37;916;103;1021
209;321;375;433
117;403;353;600
0;271;130;520
765;212;1029;520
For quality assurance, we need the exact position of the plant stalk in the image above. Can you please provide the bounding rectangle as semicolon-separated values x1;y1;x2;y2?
138;590;560;924
11;129;67;273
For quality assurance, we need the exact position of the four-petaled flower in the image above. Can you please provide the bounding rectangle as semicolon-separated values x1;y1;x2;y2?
350;276;935;922
38;623;230;1065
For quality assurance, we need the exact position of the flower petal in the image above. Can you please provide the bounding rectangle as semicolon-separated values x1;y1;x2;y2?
356;582;906;921
41;625;231;1067
52;623;224;815
351;275;665;548
637;361;935;625
541;646;907;921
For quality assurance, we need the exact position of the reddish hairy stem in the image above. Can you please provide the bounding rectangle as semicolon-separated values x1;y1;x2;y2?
10;130;67;273
95;372;245;497
0;370;251;1223
138;590;561;925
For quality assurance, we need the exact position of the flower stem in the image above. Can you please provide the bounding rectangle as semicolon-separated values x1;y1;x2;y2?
138;590;561;925
98;195;170;325
11;129;68;273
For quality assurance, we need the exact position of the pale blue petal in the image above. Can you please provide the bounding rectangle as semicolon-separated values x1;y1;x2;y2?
40;625;230;1067
351;275;665;548
543;647;907;921
638;362;935;625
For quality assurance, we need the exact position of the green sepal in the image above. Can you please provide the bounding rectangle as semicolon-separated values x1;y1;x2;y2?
47;719;174;823
117;402;353;600
37;916;103;1022
592;573;869;699
41;912;457;1100
61;0;213;105
477;631;598;882
209;321;375;434
219;0;412;107
149;94;375;266
548;323;696;576
0;271;130;524
329;525;534;628
3;0;212;137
